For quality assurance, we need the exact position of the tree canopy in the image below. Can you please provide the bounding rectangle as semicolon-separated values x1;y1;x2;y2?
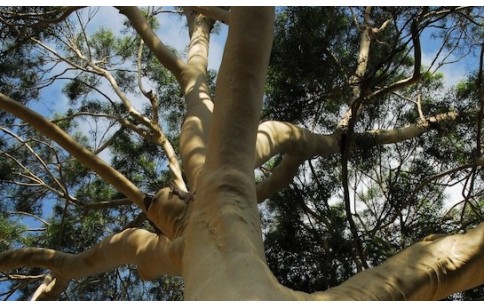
0;6;483;300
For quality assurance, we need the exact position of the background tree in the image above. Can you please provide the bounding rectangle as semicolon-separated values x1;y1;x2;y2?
0;6;483;300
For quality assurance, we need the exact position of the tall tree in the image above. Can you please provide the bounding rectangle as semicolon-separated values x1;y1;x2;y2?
0;6;483;300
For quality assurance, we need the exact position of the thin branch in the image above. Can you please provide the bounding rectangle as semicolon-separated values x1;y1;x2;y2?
368;17;422;99
67;40;153;129
137;39;160;126
0;6;85;28
52;111;119;123
93;126;124;155
31;38;94;73
20;228;48;233
0;126;65;193
391;92;426;122
341;122;369;270
461;42;484;220
136;39;149;98
422;6;470;20
0;150;67;198
7;211;50;226
75;9;92;62
0;93;147;210
134;38;186;191
1;273;44;281
340;6;374;130
415;93;426;122
84;198;133;209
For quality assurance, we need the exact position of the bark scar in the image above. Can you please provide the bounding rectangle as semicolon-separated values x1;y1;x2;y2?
169;182;195;204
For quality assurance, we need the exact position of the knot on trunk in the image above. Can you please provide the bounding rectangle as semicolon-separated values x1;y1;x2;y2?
146;187;191;239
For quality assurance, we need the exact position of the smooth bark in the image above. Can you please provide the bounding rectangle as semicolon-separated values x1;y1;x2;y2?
0;228;182;299
0;6;482;301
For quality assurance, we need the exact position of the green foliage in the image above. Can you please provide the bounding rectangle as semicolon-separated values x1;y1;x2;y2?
265;186;355;292
0;158;14;181
0;215;21;251
262;6;484;299
455;76;478;101
63;77;94;102
90;28;116;60
1;6;483;301
265;7;354;126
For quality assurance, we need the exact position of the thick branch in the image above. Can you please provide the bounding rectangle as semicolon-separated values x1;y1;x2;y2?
363;111;458;145
147;187;189;239
207;8;274;176
311;223;484;300
255;111;459;202
206;7;274;175
256;154;304;203
117;7;187;84
182;8;278;300
178;11;214;190
256;112;458;167
255;121;339;168
184;10;212;75
0;93;146;209
0;228;182;297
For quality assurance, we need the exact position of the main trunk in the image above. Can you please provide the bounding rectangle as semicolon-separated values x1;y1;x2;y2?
180;168;303;300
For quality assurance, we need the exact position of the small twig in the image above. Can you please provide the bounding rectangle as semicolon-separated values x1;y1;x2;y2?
7;211;50;226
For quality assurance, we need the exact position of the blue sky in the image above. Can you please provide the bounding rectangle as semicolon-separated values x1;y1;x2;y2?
9;5;481;236
32;6;480;123
1;6;481;300
9;6;481;231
